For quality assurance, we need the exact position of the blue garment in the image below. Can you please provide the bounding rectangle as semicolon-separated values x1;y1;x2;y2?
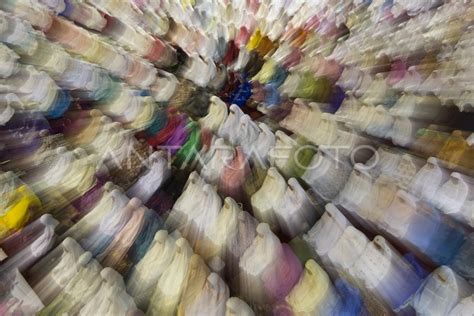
126;210;163;268
46;89;71;119
94;77;120;101
229;80;253;107
78;76;118;101
450;233;474;284
334;278;368;316
405;207;466;265
267;66;288;88
140;89;151;97
403;253;431;279
328;85;345;113
264;83;281;107
146;111;168;136
82;231;116;257
216;36;228;61
383;0;394;8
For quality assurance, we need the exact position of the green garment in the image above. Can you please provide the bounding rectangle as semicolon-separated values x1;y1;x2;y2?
174;122;201;168
294;73;331;102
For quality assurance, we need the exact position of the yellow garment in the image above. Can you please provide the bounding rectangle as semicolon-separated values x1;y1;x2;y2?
286;260;333;315
255;36;275;57
247;29;262;52
0;185;41;239
180;0;195;8
438;131;469;166
82;38;102;63
60;158;98;198
198;197;240;260
346;11;361;31
291;28;308;48
443;19;464;46
459;143;474;170
252;59;277;84
177;255;210;316
69;110;104;147
146;238;193;316
413;128;450;158
128;97;156;131
417;53;438;79
360;50;376;71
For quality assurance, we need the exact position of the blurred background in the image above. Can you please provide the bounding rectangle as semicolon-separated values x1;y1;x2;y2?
0;0;473;315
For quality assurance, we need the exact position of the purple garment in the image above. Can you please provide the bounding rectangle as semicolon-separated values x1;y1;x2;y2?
386;59;407;86
145;190;174;216
282;48;302;70
164;116;188;154
0;113;50;161
272;302;294;316
262;244;303;302
71;173;109;217
267;99;293;121
0;216;47;258
61;0;75;16
328;85;345;113
0;133;42;163
49;108;92;136
0;112;50;133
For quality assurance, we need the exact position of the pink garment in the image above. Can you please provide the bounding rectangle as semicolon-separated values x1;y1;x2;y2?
282;48;302;69
146;38;166;62
386;59;408;87
248;0;260;14
304;15;320;31
97;207;146;268
315;59;343;83
262;244;303;302
219;147;250;202
235;27;250;47
46;17;89;53
132;0;147;9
